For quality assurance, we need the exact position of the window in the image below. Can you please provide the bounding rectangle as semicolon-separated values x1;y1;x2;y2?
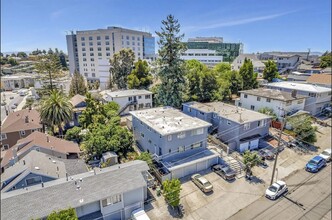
137;36;140;41
0;133;7;141
81;37;85;41
145;103;151;108
257;97;261;101
106;52;110;57
177;132;186;139
82;53;86;57
97;36;101;40
89;48;94;51
126;36;129;40
127;41;130;45
92;73;96;77
227;120;231;125
84;73;88;77
261;119;267;127
102;194;122;207
297;99;304;104
97;42;101;46
82;48;86;51
105;41;110;45
141;133;144;138
178;146;185;152
128;97;132;101
138;42;140;46
2;144;9;150
90;53;94;56
81;42;85;46
244;123;250;130
167;135;172;141
106;47;110;51
238;102;242;107
98;53;102;56
199;111;204;116
148;139;152;144
286;101;292;106
250;105;255;110
20;130;26;136
244;94;248;98
89;42;93;46
192;142;202;149
138;96;142;99
139;103;144;109
213;113;217;118
145;95;151;99
105;36;110;40
26;176;41;186
192;128;204;136
257;121;261;127
308;93;316;98
89;36;93;41
266;98;271;103
90;58;94;61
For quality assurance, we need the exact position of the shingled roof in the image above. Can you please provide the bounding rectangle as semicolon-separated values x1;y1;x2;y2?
306;74;332;86
69;94;86;107
1;109;42;133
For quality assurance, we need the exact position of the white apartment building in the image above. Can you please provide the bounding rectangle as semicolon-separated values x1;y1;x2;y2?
66;27;155;90
180;49;223;66
101;89;153;115
267;82;332;115
1;74;36;91
232;54;265;74
235;88;307;120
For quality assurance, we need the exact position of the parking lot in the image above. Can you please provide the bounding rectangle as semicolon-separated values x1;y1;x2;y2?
146;122;331;220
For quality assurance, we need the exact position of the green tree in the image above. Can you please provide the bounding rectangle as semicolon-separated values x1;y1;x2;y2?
136;152;153;168
319;51;332;68
162;179;182;207
47;207;78;220
288;114;317;143
48;48;54;55
109;49;135;89
22;99;34;109
65;126;82;143
40;90;73;135
263;60;279;82
11;53;16;57
35;54;64;91
258;107;277;120
184;60;205;101
69;71;87;97
155;14;186;108
239;58;258;90
17;52;28;58
59;51;68;69
199;70;220;102
8;58;18;66
128;59;153;89
213;62;231;76
243;150;262;176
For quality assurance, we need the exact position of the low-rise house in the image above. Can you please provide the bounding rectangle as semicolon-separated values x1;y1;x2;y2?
182;102;271;153
1;74;36;91
1;131;81;171
101;89;153;116
235;88;307;120
232;54;265;73
267;82;331;115
306;74;332;88
131;107;218;180
0;109;42;150
287;72;311;82
1;160;150;220
67;94;87;128
1;150;66;192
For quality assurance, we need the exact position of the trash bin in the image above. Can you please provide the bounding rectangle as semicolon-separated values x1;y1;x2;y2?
156;187;161;196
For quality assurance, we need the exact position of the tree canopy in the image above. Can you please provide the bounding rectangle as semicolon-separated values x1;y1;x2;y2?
288;114;317;143
69;71;87;97
258;107;277;120
109;49;135;89
239;58;258;90
155;14;186;108
47;207;78;220
320;51;332;68
128;59;153;89
162;178;182;207
136;152;153;168
243;150;262;176
263;60;279;82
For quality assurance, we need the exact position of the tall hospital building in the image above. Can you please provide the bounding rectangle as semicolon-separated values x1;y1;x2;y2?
66;27;155;90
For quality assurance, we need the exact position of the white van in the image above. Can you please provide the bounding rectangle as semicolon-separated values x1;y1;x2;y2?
131;208;150;220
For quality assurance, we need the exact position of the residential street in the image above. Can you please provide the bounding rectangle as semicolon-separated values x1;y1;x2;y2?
228;164;331;220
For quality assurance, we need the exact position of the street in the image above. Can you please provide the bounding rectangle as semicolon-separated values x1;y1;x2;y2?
1;91;26;122
228;164;331;220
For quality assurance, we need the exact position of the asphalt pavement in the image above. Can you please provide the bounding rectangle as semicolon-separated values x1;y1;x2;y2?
228;164;331;220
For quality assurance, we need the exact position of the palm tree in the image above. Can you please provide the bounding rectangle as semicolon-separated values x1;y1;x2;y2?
243;151;262;177
40;90;73;136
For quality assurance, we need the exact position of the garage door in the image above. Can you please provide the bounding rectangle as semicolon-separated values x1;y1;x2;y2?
172;168;184;179
239;142;249;153
249;139;259;150
196;161;207;172
76;201;101;217
184;164;197;177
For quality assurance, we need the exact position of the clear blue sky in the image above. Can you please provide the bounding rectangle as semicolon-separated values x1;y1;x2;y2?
1;0;331;53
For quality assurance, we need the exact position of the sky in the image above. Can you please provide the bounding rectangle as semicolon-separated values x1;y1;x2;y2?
1;0;331;54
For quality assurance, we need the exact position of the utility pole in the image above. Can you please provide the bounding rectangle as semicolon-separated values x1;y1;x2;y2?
270;107;285;186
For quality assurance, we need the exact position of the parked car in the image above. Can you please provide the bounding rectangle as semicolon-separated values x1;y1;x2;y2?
258;149;275;160
305;156;327;173
191;174;213;193
319;148;331;162
11;105;17;109
13;103;18;106
10;96;14;99
211;164;236;181
1;102;6;106
265;181;288;200
131;208;150;220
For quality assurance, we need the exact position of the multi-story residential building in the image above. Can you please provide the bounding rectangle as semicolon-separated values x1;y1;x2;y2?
0;109;42;150
131;107;218;180
182;102;271;153
180;49;223;66
1;150;66;192
235;88;307;119
1;74;36;91
1;160;150;220
66;27;155;90
184;37;243;62
267;82;332;115
1;131;81;171
232;54;265;74
101;89;153;115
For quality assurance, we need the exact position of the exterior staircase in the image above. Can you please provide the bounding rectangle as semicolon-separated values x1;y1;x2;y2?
118;100;137;115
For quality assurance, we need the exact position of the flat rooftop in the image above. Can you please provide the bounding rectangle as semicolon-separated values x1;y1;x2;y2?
130;107;211;135
101;89;152;98
240;88;307;101
185;102;271;124
268;82;331;93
